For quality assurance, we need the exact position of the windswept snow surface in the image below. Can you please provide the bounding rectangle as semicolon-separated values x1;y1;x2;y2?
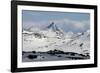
22;23;90;55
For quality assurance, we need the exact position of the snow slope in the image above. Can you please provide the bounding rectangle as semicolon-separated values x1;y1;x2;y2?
22;23;90;55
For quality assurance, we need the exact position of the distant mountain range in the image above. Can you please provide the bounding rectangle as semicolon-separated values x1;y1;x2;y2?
22;22;90;56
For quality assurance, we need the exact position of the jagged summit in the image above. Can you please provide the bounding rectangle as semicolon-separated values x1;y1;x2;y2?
47;22;54;29
47;22;61;32
46;22;65;38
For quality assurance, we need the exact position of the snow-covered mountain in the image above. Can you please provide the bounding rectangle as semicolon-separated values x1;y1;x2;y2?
22;22;90;55
41;22;65;39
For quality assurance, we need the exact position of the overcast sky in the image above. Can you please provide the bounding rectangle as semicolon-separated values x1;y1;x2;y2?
22;10;90;33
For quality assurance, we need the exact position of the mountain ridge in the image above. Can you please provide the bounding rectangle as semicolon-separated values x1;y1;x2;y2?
22;22;90;55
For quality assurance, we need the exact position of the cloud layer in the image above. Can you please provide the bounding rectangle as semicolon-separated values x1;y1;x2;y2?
23;18;90;33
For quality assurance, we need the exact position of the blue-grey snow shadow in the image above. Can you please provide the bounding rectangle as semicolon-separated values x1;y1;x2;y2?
22;49;90;62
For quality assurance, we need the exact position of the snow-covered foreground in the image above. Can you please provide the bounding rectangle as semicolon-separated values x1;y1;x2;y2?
22;22;90;62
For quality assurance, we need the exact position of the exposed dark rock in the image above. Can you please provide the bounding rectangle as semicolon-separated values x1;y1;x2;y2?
34;33;43;38
47;50;55;55
57;55;62;57
47;49;64;54
65;53;69;55
79;54;85;57
22;51;26;55
65;52;78;56
32;51;36;53
27;55;37;59
80;43;83;47
70;52;77;56
22;51;26;53
81;32;84;35
42;57;45;58
85;53;90;57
